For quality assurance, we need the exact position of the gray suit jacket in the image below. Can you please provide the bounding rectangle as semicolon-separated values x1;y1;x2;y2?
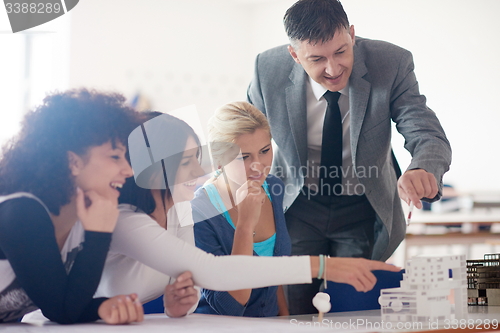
247;37;452;261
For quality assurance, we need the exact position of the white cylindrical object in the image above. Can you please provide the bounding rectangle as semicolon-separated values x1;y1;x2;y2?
312;292;331;313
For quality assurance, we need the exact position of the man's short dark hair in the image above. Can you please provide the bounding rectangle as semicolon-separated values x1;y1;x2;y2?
284;0;350;46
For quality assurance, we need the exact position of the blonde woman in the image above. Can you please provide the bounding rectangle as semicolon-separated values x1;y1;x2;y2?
191;102;291;316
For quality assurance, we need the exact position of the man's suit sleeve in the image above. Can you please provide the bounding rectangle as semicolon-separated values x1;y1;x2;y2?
390;49;452;201
247;53;267;116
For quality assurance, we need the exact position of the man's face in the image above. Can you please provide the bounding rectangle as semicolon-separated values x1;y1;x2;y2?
288;26;355;92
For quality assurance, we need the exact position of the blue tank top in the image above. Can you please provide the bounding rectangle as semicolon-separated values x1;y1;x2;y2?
203;181;276;257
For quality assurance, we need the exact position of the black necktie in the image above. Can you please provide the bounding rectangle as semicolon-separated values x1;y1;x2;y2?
320;91;342;192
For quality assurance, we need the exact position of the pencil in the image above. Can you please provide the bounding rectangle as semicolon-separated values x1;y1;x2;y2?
407;202;414;226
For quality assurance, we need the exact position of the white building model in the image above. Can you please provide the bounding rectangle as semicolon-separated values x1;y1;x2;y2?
379;255;467;323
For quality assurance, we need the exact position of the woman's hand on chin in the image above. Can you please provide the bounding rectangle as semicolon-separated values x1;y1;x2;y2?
76;187;119;233
235;180;266;231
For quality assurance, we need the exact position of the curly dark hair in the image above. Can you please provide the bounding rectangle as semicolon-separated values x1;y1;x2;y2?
0;88;139;215
118;112;201;216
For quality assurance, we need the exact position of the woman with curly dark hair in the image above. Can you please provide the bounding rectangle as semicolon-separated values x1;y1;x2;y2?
0;88;144;324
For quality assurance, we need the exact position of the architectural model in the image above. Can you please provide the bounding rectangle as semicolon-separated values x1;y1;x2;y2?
467;253;500;306
378;255;467;323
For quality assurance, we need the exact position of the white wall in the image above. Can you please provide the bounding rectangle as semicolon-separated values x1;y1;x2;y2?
68;0;256;138
340;0;500;194
0;11;71;145
3;0;496;194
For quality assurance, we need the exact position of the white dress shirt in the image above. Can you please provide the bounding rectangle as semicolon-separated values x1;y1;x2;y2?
304;77;363;195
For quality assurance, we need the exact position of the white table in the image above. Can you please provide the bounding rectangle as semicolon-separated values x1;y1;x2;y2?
3;307;500;333
409;208;500;226
391;208;500;266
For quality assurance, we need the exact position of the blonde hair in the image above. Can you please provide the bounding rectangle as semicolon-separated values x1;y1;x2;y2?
208;101;271;168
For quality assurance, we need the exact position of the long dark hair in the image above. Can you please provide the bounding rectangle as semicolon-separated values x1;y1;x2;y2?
0;88;138;215
118;112;201;215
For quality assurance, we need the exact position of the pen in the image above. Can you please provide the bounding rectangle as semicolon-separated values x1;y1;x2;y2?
406;202;414;226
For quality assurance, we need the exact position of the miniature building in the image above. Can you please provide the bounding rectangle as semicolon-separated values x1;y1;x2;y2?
467;253;500;306
379;255;467;323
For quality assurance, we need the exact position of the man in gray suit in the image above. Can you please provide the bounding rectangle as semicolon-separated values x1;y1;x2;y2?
247;0;451;314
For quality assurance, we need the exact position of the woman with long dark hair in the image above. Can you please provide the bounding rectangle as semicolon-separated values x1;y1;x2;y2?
96;112;202;318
